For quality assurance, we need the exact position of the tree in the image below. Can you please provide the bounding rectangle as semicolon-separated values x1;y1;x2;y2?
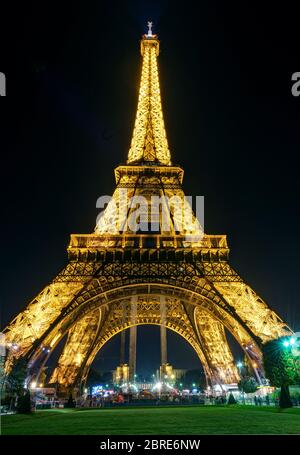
6;358;27;395
5;358;28;409
17;390;32;414
262;337;300;409
227;392;237;405
238;376;258;394
65;392;76;408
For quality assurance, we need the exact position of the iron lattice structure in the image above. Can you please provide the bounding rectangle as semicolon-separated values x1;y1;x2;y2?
3;30;292;391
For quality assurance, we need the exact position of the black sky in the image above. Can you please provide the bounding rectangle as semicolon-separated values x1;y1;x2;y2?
1;1;300;375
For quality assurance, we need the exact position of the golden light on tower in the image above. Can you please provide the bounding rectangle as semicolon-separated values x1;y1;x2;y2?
127;23;170;165
2;23;292;393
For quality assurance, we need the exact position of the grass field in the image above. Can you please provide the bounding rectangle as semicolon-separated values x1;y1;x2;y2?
1;405;300;435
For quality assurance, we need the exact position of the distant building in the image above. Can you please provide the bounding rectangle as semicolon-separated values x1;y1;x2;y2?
113;364;130;385
156;363;186;382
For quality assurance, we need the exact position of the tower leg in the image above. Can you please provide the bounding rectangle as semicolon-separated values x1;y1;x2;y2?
120;330;126;365
129;326;137;381
120;300;127;365
160;296;167;365
194;308;240;385
160;326;167;365
129;296;137;381
49;308;102;389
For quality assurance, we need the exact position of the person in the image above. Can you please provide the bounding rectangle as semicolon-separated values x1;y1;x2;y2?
100;395;104;408
265;395;270;405
118;393;124;403
254;395;258;406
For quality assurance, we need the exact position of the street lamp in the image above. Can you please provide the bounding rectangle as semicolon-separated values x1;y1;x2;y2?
282;336;296;348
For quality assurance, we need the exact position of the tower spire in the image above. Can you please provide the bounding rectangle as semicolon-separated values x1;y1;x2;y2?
127;23;171;165
147;21;153;37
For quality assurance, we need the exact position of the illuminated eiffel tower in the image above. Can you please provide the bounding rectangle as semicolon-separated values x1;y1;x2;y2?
3;24;291;392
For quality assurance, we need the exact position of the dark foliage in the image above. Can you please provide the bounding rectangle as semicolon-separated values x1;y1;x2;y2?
238;376;258;394
227;393;237;405
262;337;300;408
17;390;32;414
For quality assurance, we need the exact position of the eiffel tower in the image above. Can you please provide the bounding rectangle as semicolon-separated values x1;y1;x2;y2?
3;24;291;392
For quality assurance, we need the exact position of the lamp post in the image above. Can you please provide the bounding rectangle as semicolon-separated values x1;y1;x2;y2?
134;374;137;391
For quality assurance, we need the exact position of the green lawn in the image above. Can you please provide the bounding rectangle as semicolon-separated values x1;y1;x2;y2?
1;405;300;435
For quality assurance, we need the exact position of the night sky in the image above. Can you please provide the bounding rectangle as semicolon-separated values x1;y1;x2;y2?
1;1;300;376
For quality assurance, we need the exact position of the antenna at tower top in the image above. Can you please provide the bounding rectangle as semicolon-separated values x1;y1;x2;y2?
147;21;153;37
